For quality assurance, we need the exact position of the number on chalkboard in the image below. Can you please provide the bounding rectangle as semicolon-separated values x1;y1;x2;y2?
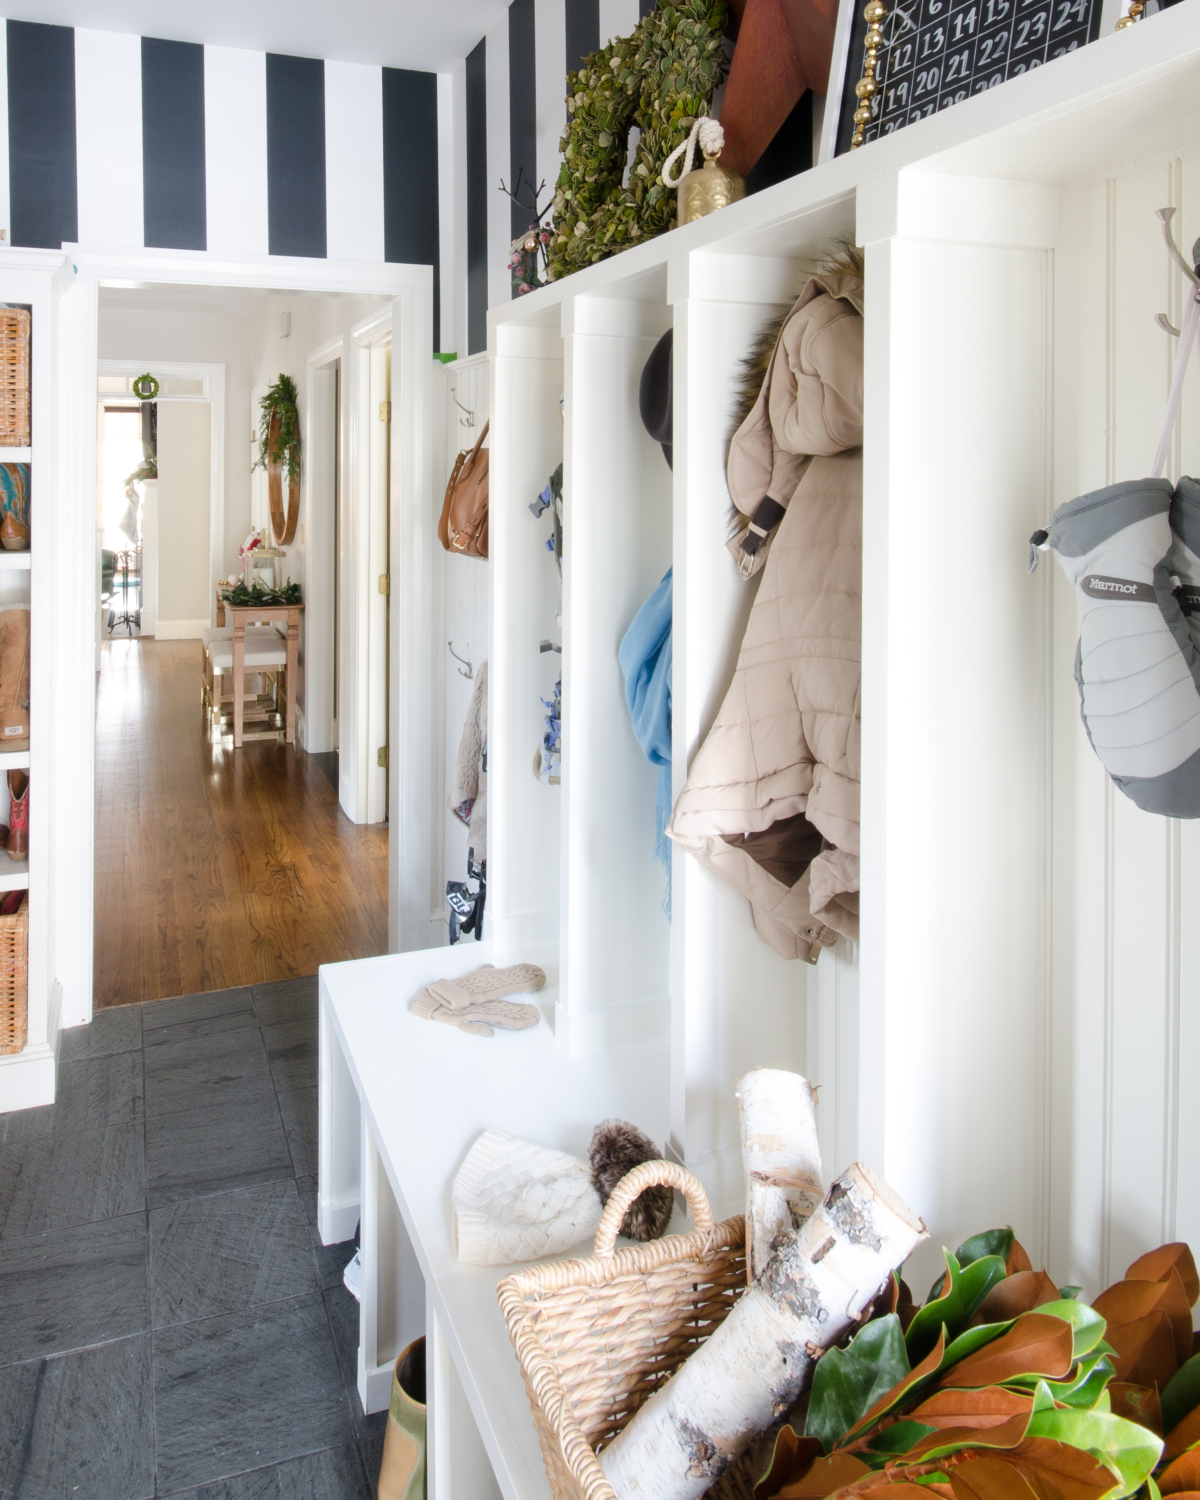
832;0;1102;154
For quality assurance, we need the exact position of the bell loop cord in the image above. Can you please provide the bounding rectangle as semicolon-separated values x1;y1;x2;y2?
662;117;725;188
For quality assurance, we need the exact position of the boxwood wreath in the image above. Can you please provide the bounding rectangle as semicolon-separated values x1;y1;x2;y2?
548;0;729;281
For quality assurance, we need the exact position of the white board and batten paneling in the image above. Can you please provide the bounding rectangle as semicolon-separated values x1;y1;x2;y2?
478;5;1200;1295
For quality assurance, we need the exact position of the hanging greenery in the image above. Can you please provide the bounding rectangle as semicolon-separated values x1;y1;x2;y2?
220;579;302;607
253;374;301;486
547;0;729;282
755;1229;1200;1500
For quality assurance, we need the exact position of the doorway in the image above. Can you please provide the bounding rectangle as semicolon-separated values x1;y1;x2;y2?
87;279;404;1008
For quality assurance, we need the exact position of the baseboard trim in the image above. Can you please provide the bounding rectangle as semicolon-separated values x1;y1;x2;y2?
154;619;209;641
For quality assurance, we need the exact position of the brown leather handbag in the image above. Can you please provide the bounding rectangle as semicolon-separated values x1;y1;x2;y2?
439;420;490;559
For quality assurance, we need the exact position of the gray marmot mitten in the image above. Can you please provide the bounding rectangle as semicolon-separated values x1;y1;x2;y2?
1040;477;1200;817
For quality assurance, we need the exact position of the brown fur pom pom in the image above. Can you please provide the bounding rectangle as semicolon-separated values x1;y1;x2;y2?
588;1119;673;1243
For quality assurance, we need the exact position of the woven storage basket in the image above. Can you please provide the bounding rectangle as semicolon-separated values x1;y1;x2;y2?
0;893;29;1054
499;1159;771;1500
0;309;30;449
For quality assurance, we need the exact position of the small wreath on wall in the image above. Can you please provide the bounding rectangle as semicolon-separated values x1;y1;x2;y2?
252;374;301;547
131;372;159;400
548;0;730;282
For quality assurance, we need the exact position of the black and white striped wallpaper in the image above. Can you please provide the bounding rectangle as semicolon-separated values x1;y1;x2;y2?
0;19;442;342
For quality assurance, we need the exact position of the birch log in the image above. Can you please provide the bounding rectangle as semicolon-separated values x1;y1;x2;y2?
599;1163;927;1500
737;1069;824;1286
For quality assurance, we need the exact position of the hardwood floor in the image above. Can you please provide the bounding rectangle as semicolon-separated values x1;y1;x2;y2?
94;638;388;1008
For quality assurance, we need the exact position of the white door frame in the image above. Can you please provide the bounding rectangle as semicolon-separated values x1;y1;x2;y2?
56;248;433;1026
97;357;225;637
304;334;344;756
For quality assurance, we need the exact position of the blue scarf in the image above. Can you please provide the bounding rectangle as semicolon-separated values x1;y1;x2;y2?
619;568;672;917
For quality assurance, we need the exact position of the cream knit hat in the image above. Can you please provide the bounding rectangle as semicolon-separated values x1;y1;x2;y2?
452;1129;603;1266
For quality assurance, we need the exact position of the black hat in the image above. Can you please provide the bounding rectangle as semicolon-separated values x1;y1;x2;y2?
638;329;672;470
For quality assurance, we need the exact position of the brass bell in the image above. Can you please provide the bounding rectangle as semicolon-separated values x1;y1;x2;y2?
676;145;746;227
663;119;746;229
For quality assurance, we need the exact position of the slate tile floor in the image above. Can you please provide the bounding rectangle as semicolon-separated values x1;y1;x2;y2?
0;977;385;1499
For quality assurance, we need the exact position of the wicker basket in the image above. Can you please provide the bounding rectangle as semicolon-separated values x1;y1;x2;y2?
0;309;30;449
0;893;29;1054
499;1159;768;1500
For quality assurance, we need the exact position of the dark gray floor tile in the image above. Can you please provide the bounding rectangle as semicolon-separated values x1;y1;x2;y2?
0;1123;145;1238
324;1285;387;1443
143;1023;273;1119
151;1179;317;1328
261;1018;317;1092
0;1335;154;1499
153;1293;355;1493
2;1050;143;1143
277;1086;317;1177
142;986;257;1036
146;1093;292;1209
0;1213;148;1367
358;1431;385;1493
296;1177;358;1290
252;975;318;1030
159;1443;373;1499
58;1003;141;1062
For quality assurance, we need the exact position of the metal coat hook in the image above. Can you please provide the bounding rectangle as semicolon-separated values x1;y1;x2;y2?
1156;208;1200;336
450;389;476;430
448;642;474;679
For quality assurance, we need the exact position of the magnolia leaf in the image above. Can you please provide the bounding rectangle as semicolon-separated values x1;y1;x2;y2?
1107;1383;1162;1435
907;1410;1035;1462
808;1315;912;1454
753;1427;829;1500
1004;1435;1124;1500
867;1421;938;1455
1102;1311;1178;1392
1061;1289;1084;1301
1008;1353;1117;1412
1008;1242;1035;1277
772;1451;873;1500
1159;1450;1200;1495
1093;1272;1194;1369
1162;1355;1200;1438
1125;1247;1200;1309
909;1254;1010;1365
940;1316;1075;1390
1032;1383;1059;1416
1026;1405;1163;1497
871;1486;957;1500
958;1231;1019;1270
912;1388;1035;1431
977;1274;1063;1327
1036;1301;1109;1360
842;1331;951;1448
949;1453;1042;1500
1162;1406;1200;1467
945;1323;1022;1369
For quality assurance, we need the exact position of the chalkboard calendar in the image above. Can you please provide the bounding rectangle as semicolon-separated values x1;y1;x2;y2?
833;0;1103;153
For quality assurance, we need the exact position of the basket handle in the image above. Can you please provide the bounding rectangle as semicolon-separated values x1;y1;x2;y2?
593;1159;714;1258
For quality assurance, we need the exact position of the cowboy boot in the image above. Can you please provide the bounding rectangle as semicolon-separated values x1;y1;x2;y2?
7;772;27;861
0;607;29;750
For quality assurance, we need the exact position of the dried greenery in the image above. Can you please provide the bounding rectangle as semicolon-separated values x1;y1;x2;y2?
253;374;300;486
548;0;729;281
219;579;302;607
755;1231;1200;1500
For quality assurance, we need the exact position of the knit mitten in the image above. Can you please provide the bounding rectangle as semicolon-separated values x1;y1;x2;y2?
410;963;545;1038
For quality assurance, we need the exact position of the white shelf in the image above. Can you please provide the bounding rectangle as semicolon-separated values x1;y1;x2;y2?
0;858;28;891
0;552;30;570
0;448;30;464
0;749;28;769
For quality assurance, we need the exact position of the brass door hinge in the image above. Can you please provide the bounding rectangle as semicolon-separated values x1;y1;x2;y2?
379;400;391;423
378;746;389;769
378;574;390;595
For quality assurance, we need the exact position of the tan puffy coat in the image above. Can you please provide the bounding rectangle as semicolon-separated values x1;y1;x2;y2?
667;272;863;961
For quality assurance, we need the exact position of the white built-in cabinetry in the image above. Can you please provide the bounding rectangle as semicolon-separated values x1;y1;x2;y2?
0;255;61;1107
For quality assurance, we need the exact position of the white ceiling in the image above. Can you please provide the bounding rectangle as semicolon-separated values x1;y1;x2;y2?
5;0;508;71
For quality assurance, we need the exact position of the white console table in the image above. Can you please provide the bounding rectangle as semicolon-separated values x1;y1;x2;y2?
318;942;671;1500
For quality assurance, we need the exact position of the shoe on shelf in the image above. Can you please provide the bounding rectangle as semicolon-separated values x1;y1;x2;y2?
343;1248;362;1302
7;772;27;861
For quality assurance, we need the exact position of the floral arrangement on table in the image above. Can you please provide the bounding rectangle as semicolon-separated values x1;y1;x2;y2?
220;578;302;607
755;1229;1200;1500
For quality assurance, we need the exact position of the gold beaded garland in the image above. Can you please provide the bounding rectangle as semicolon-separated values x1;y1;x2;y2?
851;0;888;148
